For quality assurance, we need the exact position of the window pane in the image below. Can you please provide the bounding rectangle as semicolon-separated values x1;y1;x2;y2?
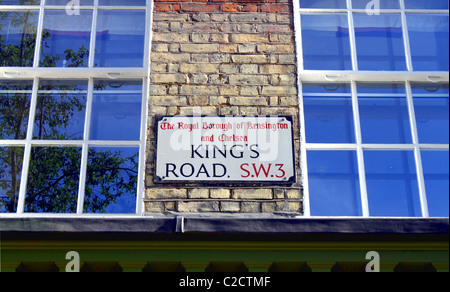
90;80;142;141
413;84;449;144
365;150;421;217
407;14;449;72
25;146;82;213
0;80;33;140
0;0;40;5
352;0;400;9
0;10;39;67
308;150;362;216
358;83;412;144
404;0;449;10
98;0;146;5
34;80;88;140
84;146;138;214
353;13;406;71
95;10;145;67
422;151;449;217
46;0;94;5
303;84;355;143
0;146;24;213
299;0;347;9
301;14;352;70
40;9;92;68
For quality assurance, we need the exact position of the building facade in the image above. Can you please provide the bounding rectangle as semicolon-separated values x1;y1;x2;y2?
0;0;448;272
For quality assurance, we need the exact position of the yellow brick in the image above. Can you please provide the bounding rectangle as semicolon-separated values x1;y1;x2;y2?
232;189;273;200
231;34;269;43
180;63;220;74
210;189;231;199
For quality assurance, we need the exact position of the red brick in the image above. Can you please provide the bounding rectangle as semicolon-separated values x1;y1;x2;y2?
260;4;290;12
222;3;240;12
182;3;221;12
241;4;258;12
232;0;266;3
154;0;189;2
172;4;181;11
154;3;170;11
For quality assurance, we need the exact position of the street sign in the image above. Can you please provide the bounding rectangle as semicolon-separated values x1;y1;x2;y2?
155;116;296;183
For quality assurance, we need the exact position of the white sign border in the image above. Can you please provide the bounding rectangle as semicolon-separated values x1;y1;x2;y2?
153;115;297;185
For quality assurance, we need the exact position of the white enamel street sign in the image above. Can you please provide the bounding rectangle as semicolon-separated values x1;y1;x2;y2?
155;116;296;183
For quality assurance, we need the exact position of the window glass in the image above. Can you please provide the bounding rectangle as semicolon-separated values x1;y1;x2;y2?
0;80;33;140
0;10;39;67
25;146;82;213
308;150;362;216
40;9;93;68
95;10;145;67
412;83;449;144
421;151;449;218
0;146;24;213
0;0;40;4
84;146;138;214
34;80;88;140
98;0;146;5
365;150;421;217
303;83;355;143
407;14;449;72
358;83;412;144
299;0;347;9
353;13;406;71
46;0;94;5
301;14;352;70
90;80;142;141
352;0;400;9
404;0;449;10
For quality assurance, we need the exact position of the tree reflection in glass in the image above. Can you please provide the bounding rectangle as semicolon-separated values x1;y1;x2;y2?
0;0;141;213
0;5;39;67
0;80;32;213
34;80;87;140
0;146;24;212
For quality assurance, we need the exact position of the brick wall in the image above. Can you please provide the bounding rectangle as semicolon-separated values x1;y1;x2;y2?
145;0;301;214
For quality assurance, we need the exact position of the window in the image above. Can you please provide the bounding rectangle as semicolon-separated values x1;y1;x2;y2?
297;0;449;72
295;0;449;217
0;0;150;215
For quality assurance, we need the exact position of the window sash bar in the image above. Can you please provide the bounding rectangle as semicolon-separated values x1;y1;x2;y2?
76;77;94;214
88;0;99;68
305;144;449;150
136;79;149;215
298;83;311;217
350;80;369;217
292;0;304;71
0;68;148;79
32;0;45;68
400;0;414;72
298;71;449;83
405;80;429;217
293;0;310;216
16;77;39;214
346;0;359;71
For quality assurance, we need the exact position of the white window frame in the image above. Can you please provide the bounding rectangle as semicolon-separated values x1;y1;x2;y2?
0;0;154;217
292;0;450;218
